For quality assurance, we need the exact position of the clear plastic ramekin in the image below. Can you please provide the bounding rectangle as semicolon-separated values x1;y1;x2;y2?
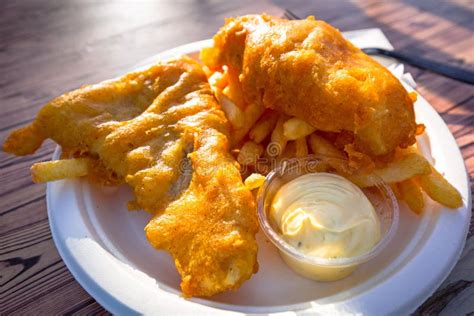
257;155;399;281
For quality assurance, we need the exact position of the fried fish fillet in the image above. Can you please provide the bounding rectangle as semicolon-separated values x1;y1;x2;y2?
3;57;258;297
202;14;417;157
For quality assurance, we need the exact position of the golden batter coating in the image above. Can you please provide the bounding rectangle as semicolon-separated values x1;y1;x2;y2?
146;128;259;296
203;14;417;157
3;57;258;297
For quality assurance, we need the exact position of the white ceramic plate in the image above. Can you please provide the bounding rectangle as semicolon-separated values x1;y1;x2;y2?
47;36;471;315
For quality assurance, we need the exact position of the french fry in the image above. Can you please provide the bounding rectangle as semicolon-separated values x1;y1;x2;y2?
244;173;266;190
237;141;264;166
308;133;345;159
398;179;424;214
417;166;462;209
295;137;309;157
394;143;419;160
249;111;279;143
215;89;245;129
223;70;245;109
283;117;316;140
202;65;212;78
31;158;91;183
210;70;264;144
308;133;348;173
268;115;289;157
349;153;432;187
208;71;227;91
234;103;265;143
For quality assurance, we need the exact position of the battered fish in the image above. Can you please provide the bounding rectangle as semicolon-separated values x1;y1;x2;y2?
3;57;258;297
202;14;417;157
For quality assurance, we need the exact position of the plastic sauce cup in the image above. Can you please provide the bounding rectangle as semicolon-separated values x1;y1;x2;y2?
257;156;399;281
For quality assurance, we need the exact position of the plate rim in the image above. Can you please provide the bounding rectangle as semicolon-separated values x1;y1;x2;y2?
46;38;472;315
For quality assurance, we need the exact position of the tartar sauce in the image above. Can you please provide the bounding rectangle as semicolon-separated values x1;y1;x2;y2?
270;172;381;280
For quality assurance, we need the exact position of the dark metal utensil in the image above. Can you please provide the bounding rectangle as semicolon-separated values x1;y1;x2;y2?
361;48;474;85
283;9;474;85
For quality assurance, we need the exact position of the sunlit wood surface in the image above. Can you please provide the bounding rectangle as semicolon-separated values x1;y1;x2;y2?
1;0;472;314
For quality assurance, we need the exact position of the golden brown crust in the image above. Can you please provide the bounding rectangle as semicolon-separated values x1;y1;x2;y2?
205;14;417;157
146;129;258;297
3;56;258;297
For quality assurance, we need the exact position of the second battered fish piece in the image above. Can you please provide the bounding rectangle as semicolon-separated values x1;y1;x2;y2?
146;128;258;297
202;14;417;157
3;57;258;297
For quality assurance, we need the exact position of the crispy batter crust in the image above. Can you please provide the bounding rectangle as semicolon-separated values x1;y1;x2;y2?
205;14;417;157
3;57;258;297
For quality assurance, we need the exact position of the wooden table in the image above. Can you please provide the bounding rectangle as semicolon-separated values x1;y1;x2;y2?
1;0;472;314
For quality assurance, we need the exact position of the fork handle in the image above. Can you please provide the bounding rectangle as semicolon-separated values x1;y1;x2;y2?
362;48;474;85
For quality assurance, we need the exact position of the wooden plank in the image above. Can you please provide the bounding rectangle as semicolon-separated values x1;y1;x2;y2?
0;0;472;314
